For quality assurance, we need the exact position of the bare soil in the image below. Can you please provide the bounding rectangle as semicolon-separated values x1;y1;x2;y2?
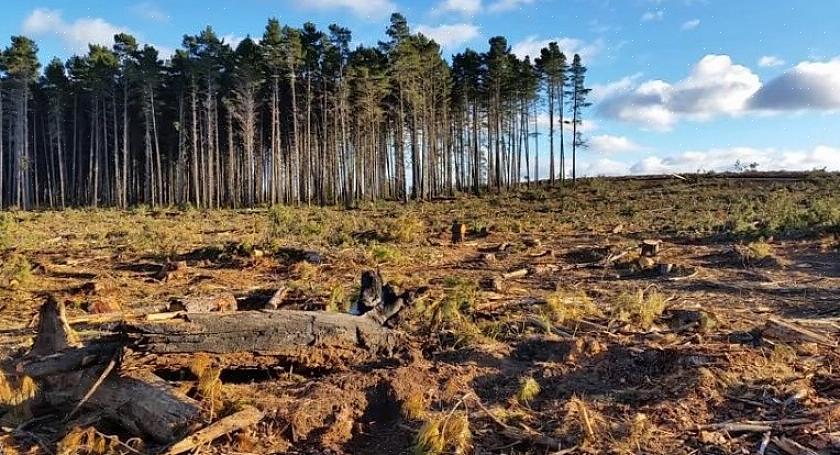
1;173;839;454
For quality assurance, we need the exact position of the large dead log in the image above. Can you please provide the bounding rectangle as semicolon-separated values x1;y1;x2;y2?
124;310;400;355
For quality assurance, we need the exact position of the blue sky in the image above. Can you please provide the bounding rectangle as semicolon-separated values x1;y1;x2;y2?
2;0;839;175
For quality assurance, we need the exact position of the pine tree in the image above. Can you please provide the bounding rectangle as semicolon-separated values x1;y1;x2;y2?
567;54;591;184
535;43;567;184
3;37;40;208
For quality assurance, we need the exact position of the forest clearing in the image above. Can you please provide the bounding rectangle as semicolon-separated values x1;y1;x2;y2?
0;173;839;454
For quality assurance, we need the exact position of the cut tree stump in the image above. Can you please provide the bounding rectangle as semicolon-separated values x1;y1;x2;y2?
28;296;80;357
641;240;662;257
452;222;467;244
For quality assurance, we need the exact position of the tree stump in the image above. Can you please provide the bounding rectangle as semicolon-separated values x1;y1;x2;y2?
29;296;80;357
640;240;662;257
452;222;467;244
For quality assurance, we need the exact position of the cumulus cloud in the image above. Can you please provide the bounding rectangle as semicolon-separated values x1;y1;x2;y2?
579;158;629;176
304;0;396;19
627;146;840;175
681;19;701;30
589;135;643;154
598;55;761;130
511;36;604;61
131;2;170;23
22;8;128;53
416;23;480;49
749;58;840;111
488;0;535;12
222;34;245;48
758;55;785;67
641;10;664;21
433;0;482;15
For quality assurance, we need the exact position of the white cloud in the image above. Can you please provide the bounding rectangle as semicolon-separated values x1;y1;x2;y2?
222;34;245;48
131;2;170;23
304;0;396;19
750;58;840;111
511;36;604;61
416;23;480;49
591;73;643;103
22;8;127;53
758;56;785;67
589;135;643;154
433;0;482;15
641;10;665;21
583;158;630;176
598;54;761;130
488;0;535;12
627;146;840;175
681;19;701;30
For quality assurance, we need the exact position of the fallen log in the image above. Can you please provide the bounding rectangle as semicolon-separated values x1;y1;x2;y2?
124;309;400;356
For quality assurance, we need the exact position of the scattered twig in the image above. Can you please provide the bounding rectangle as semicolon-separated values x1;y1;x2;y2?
65;354;118;421
166;406;264;455
758;432;771;455
466;393;567;451
771;436;818;455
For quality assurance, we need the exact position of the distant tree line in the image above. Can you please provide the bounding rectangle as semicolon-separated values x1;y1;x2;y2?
0;13;590;209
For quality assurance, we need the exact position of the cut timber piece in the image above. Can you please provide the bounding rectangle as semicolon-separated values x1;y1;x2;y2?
641;240;662;258
124;310;400;356
763;318;836;347
168;293;238;313
502;268;529;280
166;406;264;455
16;341;121;378
43;368;201;443
265;287;289;310
28;296;80;357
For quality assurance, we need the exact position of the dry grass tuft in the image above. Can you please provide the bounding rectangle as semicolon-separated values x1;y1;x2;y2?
57;426;143;455
292;261;320;281
190;354;225;416
734;240;785;267
0;374;38;407
1;253;32;288
386;213;425;243
612;288;668;329
558;396;606;446
516;376;540;405
414;410;471;455
402;391;428;420
543;290;602;325
614;413;655;453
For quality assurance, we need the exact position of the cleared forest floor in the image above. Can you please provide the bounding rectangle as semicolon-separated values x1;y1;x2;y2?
1;172;840;454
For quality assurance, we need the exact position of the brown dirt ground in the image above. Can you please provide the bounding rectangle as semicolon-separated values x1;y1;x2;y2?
1;173;839;454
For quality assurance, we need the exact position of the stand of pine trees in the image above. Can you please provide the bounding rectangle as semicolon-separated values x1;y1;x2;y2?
0;14;590;210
